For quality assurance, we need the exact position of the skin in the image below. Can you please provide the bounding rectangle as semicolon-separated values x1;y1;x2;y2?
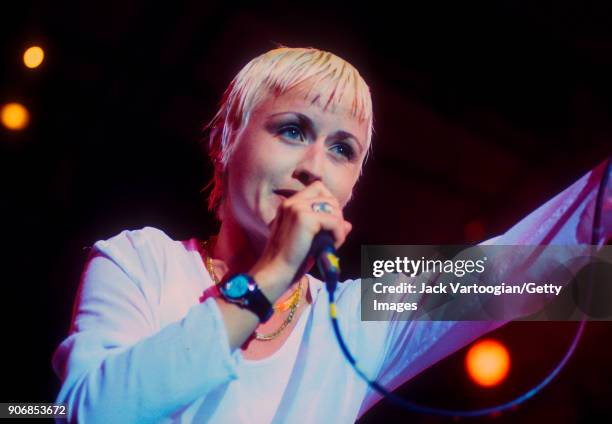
208;83;370;358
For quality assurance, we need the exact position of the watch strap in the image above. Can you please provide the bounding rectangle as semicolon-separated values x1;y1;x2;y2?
244;281;274;323
221;273;273;323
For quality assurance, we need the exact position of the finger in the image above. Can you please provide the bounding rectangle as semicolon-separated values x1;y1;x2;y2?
299;211;352;250
290;181;338;203
284;198;343;227
284;194;341;215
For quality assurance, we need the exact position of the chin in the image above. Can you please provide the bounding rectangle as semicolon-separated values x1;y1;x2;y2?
262;208;278;230
250;205;275;235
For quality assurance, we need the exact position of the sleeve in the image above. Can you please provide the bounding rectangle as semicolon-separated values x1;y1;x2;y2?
51;228;240;423
358;159;612;416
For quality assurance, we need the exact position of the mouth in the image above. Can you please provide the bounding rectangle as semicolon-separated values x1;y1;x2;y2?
273;189;298;199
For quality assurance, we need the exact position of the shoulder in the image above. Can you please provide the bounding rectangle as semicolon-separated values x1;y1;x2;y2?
94;226;177;253
78;226;208;323
89;226;198;289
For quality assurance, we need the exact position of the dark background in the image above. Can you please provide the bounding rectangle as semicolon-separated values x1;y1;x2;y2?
2;1;611;422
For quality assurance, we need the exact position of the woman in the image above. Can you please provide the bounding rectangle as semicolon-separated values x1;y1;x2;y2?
52;47;611;423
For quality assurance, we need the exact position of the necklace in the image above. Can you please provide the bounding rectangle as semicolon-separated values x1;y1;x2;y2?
199;237;303;341
254;281;302;341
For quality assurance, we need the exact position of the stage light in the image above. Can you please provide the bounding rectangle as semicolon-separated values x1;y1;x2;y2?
23;46;44;69
1;102;30;131
464;219;485;243
465;339;510;387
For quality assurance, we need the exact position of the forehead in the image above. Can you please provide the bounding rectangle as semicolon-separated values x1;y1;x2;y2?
250;86;370;147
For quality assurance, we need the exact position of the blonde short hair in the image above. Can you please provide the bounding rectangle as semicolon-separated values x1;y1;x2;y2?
205;46;374;217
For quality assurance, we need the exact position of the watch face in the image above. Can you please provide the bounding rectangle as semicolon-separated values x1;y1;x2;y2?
222;274;250;299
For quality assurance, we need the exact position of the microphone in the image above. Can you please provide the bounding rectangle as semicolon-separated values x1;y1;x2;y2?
310;230;341;294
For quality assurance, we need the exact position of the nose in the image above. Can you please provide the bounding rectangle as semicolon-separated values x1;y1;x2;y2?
293;143;325;186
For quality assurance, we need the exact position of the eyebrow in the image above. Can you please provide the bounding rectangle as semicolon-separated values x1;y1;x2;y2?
267;112;364;154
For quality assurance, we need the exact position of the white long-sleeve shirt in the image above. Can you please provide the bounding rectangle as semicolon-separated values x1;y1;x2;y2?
52;161;611;423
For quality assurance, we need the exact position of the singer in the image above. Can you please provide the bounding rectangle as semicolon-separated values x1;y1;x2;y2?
52;47;611;423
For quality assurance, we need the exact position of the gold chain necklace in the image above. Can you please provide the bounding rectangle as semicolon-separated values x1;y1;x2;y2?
199;237;303;341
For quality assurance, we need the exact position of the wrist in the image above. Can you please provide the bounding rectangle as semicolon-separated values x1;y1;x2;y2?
250;259;294;303
218;273;273;323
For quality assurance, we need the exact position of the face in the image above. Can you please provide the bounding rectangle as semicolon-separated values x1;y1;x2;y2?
223;85;370;239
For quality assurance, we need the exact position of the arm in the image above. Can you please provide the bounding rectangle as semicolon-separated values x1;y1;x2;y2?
358;159;612;415
52;231;243;423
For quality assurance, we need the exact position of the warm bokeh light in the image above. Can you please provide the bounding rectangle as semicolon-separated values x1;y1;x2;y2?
464;219;485;243
465;339;510;387
1;102;30;131
23;46;45;69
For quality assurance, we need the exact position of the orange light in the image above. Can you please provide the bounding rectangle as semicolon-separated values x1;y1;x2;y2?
464;219;485;243
465;339;510;387
1;102;30;131
23;46;44;69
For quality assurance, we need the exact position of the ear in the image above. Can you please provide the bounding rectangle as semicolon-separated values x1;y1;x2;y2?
217;202;225;221
217;168;229;221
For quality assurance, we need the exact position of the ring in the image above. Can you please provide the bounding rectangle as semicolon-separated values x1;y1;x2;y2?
311;202;333;214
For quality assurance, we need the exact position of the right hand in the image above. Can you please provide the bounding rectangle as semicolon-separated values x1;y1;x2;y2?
251;181;352;298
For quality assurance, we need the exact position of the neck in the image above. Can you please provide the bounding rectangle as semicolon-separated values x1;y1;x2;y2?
212;208;267;278
208;203;310;307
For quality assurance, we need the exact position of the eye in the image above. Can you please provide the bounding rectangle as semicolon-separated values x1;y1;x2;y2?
278;124;305;142
330;142;355;161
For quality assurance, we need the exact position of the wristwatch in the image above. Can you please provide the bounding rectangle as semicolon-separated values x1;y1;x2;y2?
218;273;273;323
